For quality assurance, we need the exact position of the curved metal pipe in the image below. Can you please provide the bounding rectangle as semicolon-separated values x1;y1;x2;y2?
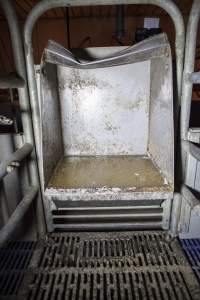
0;143;33;181
0;0;46;237
0;185;38;248
24;0;184;102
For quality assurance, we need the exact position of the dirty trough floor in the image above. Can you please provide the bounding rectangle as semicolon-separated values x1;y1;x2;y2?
0;231;200;300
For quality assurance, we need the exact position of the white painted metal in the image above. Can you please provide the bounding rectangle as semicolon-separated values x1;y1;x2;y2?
58;60;150;156
35;34;174;231
184;141;200;193
188;128;200;144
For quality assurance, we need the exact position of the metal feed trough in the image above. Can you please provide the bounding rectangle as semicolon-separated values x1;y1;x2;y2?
37;33;174;232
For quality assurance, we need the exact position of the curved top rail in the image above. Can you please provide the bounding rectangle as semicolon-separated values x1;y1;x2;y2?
181;0;200;140
24;0;184;101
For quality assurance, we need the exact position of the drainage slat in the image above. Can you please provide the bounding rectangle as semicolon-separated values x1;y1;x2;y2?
1;233;200;299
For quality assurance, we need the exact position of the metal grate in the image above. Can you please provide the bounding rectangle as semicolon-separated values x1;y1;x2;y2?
1;232;200;299
0;241;36;297
181;239;200;280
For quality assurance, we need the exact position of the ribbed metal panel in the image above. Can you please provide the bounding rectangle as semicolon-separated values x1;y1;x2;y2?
52;206;163;231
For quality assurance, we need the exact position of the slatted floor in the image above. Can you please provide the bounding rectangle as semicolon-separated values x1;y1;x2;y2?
181;239;200;280
1;232;200;300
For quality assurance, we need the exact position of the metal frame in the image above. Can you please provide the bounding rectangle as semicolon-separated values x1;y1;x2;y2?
0;142;38;246
23;0;184;232
181;0;200;142
180;0;200;180
180;0;200;191
177;0;200;235
0;0;46;242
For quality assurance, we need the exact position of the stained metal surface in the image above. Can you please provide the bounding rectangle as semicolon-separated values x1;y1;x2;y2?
183;141;200;193
148;54;174;185
48;156;167;189
23;0;182;233
57;60;150;156
51;202;164;231
41;34;173;192
47;156;171;231
1;232;200;299
41;35;173;233
40;63;63;188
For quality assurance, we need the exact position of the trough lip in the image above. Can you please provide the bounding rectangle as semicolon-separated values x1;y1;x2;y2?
44;185;173;201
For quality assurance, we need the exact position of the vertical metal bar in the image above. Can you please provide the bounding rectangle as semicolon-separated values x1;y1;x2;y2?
181;0;200;141
0;0;46;237
116;5;125;43
179;200;191;234
169;193;182;237
161;198;172;230
180;1;200;232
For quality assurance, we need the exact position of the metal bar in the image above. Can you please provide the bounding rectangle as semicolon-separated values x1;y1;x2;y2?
179;184;200;233
182;140;200;161
188;71;200;84
0;0;46;237
24;0;184;98
0;143;33;181
169;193;182;237
188;128;200;144
52;212;162;220
182;140;200;192
0;74;24;89
116;5;125;42
53;221;162;231
179;199;191;234
0;185;38;248
181;184;200;213
181;0;200;141
161;198;172;230
54;205;162;211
